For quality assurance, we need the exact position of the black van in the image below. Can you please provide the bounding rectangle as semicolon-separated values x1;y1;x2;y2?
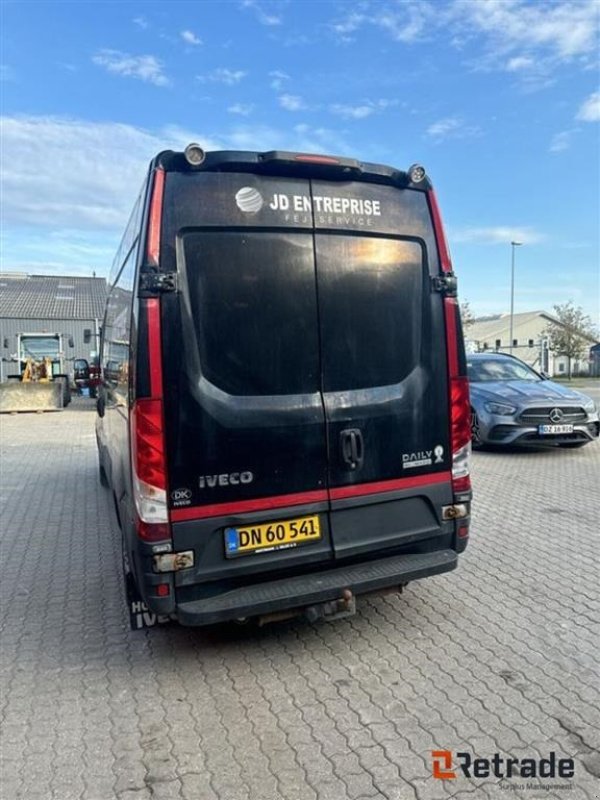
96;146;472;629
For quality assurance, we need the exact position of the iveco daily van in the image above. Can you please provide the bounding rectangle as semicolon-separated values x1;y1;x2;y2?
96;146;472;629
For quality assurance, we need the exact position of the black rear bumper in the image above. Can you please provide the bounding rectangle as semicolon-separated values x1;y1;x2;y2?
175;549;457;626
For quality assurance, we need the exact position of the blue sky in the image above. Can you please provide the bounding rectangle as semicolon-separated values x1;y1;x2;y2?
1;0;599;322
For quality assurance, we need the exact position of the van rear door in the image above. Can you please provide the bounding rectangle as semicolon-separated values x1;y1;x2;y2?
161;173;334;576
312;182;452;559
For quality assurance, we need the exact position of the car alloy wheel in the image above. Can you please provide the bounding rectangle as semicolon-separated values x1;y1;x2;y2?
471;409;483;448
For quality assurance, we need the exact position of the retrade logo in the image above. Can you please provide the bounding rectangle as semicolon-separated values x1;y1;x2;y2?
431;750;575;781
432;750;456;779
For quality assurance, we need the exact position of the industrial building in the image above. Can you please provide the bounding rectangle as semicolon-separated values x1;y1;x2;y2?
0;273;107;382
466;310;599;376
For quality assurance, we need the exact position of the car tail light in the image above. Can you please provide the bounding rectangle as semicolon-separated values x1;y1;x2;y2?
429;189;472;498
131;298;171;542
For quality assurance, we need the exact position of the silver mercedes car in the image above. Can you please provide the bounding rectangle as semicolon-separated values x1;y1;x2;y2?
467;353;599;448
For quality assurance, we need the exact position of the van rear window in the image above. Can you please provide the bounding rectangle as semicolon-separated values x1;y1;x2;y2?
316;236;424;391
181;231;320;396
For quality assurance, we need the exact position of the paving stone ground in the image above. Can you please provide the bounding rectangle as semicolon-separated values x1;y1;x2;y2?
1;401;598;800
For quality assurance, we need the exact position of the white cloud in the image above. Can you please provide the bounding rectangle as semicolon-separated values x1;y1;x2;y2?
330;104;375;120
0;114;363;278
330;1;599;86
197;68;247;85
330;99;398;119
0;116;220;232
181;30;202;46
133;16;148;29
240;0;282;26
228;103;254;116
505;56;534;71
452;226;544;245
331;1;438;44
426;116;481;141
455;0;598;60
576;92;600;122
269;69;289;90
279;94;307;111
330;11;366;42
92;50;170;87
549;130;576;153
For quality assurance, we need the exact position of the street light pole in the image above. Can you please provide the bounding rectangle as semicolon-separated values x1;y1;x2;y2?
509;241;522;354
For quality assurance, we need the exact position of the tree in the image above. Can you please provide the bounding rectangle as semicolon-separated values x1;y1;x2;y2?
544;302;598;379
459;300;475;330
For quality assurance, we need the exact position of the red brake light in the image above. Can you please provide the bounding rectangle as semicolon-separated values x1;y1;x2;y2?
293;154;340;164
430;187;472;497
131;297;170;542
146;167;165;267
132;399;166;490
450;376;471;454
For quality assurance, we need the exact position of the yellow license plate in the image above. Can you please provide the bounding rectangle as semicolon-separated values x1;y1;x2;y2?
224;515;321;558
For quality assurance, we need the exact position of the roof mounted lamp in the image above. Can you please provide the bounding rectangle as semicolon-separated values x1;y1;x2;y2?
408;163;426;184
184;143;206;166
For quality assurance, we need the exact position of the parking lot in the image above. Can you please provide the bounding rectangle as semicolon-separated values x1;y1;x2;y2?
1;402;598;800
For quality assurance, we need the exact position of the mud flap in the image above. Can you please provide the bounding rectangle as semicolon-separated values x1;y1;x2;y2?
126;572;170;631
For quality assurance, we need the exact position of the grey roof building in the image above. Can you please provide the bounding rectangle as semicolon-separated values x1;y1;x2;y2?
0;273;107;320
0;273;108;379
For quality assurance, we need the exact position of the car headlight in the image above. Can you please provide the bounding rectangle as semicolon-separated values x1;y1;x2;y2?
484;401;517;416
582;398;596;412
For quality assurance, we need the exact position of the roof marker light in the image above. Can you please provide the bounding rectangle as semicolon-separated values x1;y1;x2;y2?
184;143;206;166
408;163;426;183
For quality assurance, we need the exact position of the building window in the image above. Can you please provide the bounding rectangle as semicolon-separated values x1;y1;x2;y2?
528;339;534;347
558;363;565;373
482;342;488;350
512;339;518;347
495;339;501;349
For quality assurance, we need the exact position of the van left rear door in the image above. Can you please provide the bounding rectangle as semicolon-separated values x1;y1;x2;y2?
161;173;333;579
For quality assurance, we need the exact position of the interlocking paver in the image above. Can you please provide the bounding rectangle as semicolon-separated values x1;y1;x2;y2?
1;402;598;800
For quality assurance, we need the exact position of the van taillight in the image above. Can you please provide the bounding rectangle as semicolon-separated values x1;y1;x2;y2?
450;377;472;494
146;167;165;268
132;399;166;489
131;298;170;542
430;185;472;498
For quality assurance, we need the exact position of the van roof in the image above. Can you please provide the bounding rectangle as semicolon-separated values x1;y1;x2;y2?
153;148;433;191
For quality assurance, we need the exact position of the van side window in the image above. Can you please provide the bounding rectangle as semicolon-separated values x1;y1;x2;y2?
102;175;146;399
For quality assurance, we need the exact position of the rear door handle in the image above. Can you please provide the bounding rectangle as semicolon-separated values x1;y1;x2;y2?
340;428;364;470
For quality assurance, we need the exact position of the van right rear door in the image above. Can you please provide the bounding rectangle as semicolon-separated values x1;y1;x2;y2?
312;182;453;560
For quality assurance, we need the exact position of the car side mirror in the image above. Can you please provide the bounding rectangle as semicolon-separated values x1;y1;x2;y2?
96;393;106;418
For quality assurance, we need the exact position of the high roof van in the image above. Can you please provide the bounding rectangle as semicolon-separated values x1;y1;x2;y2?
96;147;472;629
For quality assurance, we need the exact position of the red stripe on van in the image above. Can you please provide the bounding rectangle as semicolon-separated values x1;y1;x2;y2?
427;189;452;273
171;489;329;521
329;471;451;501
444;296;460;376
146;298;163;397
170;472;451;522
